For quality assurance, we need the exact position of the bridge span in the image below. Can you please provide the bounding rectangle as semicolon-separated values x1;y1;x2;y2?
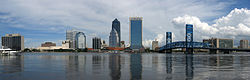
159;41;250;53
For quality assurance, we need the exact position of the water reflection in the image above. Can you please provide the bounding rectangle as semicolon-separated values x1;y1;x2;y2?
1;53;250;80
109;54;121;80
166;54;172;80
66;56;80;80
185;54;193;80
130;54;142;80
0;56;24;73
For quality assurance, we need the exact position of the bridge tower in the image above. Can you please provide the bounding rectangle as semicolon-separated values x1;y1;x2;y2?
185;24;193;54
165;32;172;53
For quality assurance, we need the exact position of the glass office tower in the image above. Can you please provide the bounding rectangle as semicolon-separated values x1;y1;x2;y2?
129;17;143;49
75;32;86;49
112;18;121;47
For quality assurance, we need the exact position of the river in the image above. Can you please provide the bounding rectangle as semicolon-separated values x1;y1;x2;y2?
0;52;250;80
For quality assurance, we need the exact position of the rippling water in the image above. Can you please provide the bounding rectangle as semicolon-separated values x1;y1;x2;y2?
1;52;250;80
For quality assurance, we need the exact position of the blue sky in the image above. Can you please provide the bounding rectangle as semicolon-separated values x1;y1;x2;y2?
1;0;250;48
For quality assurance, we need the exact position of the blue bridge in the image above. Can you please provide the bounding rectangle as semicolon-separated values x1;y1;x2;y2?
159;41;210;51
160;24;250;53
159;41;250;53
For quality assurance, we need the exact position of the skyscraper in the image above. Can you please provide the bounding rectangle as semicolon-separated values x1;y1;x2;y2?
66;30;86;49
92;37;101;49
1;34;24;51
129;17;143;49
109;29;119;47
75;32;86;49
66;30;79;49
112;18;121;47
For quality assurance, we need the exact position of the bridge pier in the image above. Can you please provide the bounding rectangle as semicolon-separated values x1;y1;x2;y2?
185;48;193;54
223;51;230;54
209;49;218;54
159;49;172;53
166;49;172;53
209;49;233;54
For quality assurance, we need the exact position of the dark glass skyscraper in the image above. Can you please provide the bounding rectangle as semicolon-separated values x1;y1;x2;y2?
112;18;121;47
92;37;101;49
129;17;143;49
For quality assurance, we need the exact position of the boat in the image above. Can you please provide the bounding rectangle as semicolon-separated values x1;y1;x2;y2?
0;48;21;56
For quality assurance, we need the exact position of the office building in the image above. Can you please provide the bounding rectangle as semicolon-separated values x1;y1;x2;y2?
62;40;72;49
129;17;143;49
239;40;249;49
75;32;86;49
203;38;233;48
38;40;72;51
152;40;159;51
66;29;79;49
112;18;121;47
1;34;24;51
92;37;101;49
41;42;56;47
109;29;119;47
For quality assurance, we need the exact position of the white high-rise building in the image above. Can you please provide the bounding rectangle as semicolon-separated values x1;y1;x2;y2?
109;29;119;47
75;32;86;49
66;30;79;49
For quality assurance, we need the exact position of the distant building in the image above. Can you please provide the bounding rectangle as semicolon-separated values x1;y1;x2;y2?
203;38;233;48
75;32;86;49
62;40;71;49
129;17;143;49
1;34;24;51
109;29;119;47
239;40;249;49
101;40;108;49
121;41;125;48
66;30;87;49
41;42;56;47
152;40;159;51
37;40;72;51
66;30;79;49
93;37;101;49
112;18;121;47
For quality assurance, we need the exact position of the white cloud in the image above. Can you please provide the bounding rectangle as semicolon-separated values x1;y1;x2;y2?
143;34;165;48
172;8;250;44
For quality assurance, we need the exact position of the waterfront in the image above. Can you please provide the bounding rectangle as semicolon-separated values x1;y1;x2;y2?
1;53;250;80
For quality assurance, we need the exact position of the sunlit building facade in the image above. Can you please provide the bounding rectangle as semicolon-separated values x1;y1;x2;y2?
75;32;86;49
203;38;233;48
239;40;249;49
152;40;159;51
66;30;79;49
1;34;24;51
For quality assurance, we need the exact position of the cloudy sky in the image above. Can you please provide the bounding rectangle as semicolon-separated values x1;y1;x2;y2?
1;0;250;48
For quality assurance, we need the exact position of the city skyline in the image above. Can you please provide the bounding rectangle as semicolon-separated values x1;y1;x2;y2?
1;0;250;48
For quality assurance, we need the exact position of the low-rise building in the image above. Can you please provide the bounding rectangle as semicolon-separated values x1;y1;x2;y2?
152;40;159;51
203;38;233;48
37;40;73;51
239;40;249;49
41;42;56;47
